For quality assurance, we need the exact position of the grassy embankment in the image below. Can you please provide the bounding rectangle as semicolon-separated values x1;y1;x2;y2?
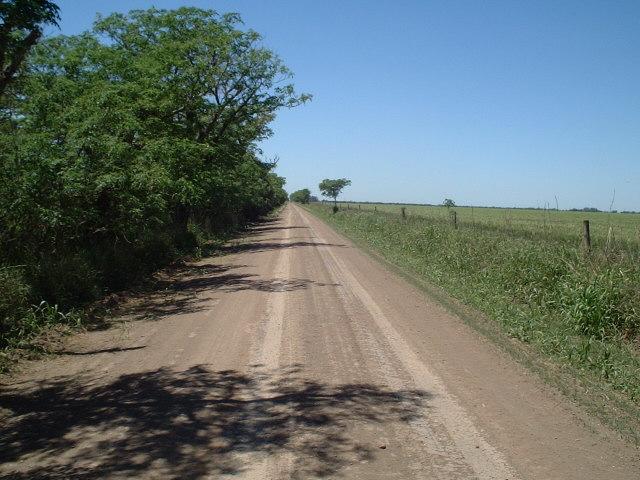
306;202;640;444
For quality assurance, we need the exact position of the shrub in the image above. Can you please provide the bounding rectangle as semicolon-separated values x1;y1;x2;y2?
30;253;100;306
0;268;31;343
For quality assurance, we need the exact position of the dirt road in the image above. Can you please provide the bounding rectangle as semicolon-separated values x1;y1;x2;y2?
1;204;638;479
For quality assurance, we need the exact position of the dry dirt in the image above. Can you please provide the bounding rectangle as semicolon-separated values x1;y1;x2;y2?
1;203;638;479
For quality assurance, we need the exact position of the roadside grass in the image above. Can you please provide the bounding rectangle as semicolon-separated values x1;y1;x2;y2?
306;203;640;445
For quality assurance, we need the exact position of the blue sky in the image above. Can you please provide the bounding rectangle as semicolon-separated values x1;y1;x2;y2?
51;1;640;210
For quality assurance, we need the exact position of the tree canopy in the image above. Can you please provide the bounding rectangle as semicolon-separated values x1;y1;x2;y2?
289;188;311;204
0;0;59;97
319;178;351;204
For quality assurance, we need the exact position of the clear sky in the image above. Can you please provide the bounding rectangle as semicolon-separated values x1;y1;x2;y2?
50;1;640;211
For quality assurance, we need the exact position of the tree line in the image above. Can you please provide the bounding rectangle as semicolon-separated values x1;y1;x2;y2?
0;2;308;351
290;179;350;214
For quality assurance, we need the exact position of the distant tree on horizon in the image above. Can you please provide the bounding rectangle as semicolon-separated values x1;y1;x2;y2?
319;178;351;213
443;198;456;208
289;188;311;204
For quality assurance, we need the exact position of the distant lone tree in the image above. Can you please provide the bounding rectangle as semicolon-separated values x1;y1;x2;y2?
319;178;351;213
443;198;456;208
289;188;311;204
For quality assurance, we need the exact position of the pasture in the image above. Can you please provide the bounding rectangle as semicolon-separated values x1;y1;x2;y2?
335;202;640;253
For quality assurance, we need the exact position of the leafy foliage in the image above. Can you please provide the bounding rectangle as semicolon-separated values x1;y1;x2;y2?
0;7;308;353
0;0;59;97
319;178;350;208
289;188;311;204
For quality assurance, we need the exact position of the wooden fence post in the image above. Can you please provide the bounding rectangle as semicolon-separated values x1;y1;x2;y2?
451;210;458;229
582;220;591;252
401;207;406;218
374;205;377;212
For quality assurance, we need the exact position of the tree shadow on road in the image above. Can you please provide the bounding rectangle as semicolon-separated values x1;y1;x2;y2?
0;365;430;479
246;224;310;234
118;262;339;321
87;213;341;326
57;346;146;356
220;240;345;255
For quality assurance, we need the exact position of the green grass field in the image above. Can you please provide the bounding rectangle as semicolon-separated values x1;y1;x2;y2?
335;202;640;253
306;202;640;444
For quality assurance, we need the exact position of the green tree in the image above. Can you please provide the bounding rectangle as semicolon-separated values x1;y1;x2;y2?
2;7;307;253
319;178;351;212
443;198;456;208
289;188;311;203
0;0;59;98
0;7;307;342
